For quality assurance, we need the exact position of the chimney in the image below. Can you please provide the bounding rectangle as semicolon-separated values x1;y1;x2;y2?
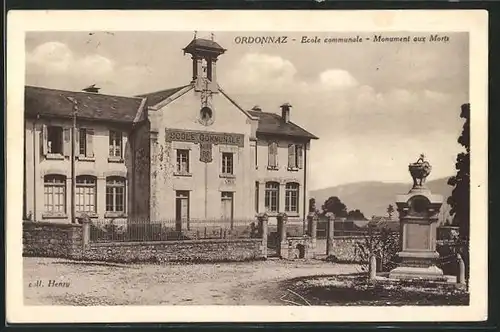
83;84;100;93
251;105;262;112
280;103;291;123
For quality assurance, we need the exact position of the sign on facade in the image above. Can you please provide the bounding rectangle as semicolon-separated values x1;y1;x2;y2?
165;129;245;147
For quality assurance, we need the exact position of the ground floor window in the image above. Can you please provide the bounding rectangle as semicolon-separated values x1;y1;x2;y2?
285;182;299;213
44;175;66;213
76;175;96;213
265;181;279;213
106;177;125;213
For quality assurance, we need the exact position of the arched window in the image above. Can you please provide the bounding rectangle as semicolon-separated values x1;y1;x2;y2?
76;175;97;213
265;181;280;212
44;175;66;213
285;182;300;213
106;177;126;213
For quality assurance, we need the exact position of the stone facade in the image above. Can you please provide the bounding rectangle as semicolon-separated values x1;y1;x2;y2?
24;117;135;223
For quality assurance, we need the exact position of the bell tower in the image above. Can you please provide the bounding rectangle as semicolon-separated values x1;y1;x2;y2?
183;33;226;93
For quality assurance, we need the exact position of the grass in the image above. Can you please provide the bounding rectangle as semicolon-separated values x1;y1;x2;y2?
281;273;469;306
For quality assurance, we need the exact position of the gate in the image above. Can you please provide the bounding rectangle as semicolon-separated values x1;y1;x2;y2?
267;225;280;257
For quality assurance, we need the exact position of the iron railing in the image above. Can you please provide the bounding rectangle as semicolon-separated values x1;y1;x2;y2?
89;219;260;243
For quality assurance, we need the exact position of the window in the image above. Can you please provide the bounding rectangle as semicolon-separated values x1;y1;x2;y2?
44;175;66;213
176;149;190;174
268;142;278;168
288;144;304;169
78;128;94;158
285;182;300;213
79;129;87;156
265;182;280;213
109;131;122;158
221;152;233;175
47;126;63;154
76;176;96;213
106;177;125;213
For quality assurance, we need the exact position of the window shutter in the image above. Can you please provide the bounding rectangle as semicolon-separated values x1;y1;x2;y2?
75;128;80;155
268;143;273;167
63;127;71;157
41;124;48;155
273;142;278;167
86;128;94;157
297;145;304;169
268;142;277;167
288;144;296;168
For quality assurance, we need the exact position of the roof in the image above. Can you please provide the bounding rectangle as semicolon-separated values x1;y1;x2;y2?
183;38;226;55
136;85;191;108
25;86;145;124
248;110;318;140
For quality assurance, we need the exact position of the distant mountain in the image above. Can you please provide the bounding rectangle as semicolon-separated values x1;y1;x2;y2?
310;177;453;220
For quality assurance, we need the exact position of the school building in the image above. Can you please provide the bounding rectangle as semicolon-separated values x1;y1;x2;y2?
23;36;318;227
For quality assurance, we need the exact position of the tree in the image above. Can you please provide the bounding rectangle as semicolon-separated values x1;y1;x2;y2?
308;198;319;214
447;103;470;282
322;196;348;218
447;103;470;241
387;204;395;219
347;209;367;220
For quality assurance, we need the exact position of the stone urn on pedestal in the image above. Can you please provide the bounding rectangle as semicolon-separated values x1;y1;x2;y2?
389;154;445;280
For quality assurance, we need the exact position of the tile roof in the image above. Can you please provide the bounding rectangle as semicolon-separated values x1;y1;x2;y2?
136;85;191;108
183;38;226;54
25;86;145;124
248;110;318;140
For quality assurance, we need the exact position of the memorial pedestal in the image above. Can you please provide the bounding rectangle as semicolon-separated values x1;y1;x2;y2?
389;159;445;281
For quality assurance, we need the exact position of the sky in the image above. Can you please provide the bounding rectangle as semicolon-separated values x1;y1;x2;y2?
25;31;469;190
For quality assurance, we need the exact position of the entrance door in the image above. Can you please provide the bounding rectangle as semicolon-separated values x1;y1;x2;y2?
221;192;234;229
175;191;189;232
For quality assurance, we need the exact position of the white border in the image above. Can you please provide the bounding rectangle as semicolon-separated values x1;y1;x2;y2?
6;10;488;323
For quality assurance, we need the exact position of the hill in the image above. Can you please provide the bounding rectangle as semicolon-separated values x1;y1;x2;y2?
310;177;453;220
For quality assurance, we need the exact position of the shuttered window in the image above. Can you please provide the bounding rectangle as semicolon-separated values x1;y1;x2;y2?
109;131;122;158
78;128;94;157
268;142;278;168
288;144;304;169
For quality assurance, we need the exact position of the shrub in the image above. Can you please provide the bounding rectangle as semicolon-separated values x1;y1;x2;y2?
355;227;399;272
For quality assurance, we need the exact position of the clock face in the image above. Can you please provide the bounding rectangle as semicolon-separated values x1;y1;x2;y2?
199;106;214;126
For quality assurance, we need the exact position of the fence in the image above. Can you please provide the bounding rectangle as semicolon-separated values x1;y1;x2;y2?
90;219;259;243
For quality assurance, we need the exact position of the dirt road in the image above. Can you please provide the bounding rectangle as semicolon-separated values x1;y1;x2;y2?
24;257;361;305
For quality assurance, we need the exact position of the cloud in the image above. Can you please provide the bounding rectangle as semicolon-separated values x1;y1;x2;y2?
221;52;465;189
26;41;150;95
27;42;115;78
319;69;358;90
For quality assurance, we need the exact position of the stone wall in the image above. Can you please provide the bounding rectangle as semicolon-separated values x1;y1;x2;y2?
83;239;264;263
329;236;366;262
23;221;83;258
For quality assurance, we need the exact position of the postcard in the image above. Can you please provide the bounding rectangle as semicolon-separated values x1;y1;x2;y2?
6;9;488;323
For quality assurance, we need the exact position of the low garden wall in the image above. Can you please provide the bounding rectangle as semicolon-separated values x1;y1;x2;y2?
23;220;267;263
83;239;264;263
329;236;366;262
23;221;83;259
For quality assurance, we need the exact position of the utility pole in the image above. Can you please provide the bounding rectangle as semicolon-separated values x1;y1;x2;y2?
66;97;78;223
